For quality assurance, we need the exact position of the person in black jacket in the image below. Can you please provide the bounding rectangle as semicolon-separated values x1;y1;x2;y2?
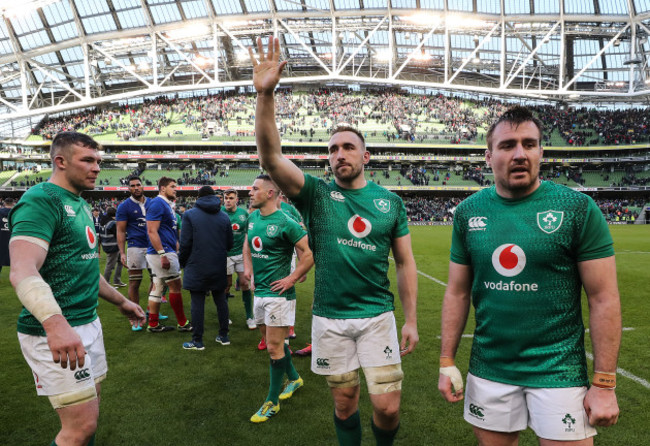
0;197;15;275
99;207;125;287
179;186;233;350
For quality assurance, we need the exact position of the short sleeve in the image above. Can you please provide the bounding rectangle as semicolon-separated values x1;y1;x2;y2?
449;209;470;265
146;200;164;221
284;216;308;245
9;191;57;243
392;197;410;239
115;201;128;222
576;197;615;262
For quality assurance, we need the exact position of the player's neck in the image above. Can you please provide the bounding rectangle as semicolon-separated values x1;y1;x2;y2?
334;175;367;190
259;202;277;216
48;175;82;196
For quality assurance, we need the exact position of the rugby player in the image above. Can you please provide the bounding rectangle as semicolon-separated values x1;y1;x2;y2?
250;37;418;445
145;177;192;333
438;106;621;445
243;175;314;423
9;131;145;446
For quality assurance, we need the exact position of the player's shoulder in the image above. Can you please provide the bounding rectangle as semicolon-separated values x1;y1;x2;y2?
538;181;593;209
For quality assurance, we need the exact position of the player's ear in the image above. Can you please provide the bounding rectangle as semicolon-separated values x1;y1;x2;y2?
485;149;492;167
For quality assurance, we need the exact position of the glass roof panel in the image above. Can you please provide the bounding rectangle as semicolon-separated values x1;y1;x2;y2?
419;0;444;9
18;31;51;51
564;0;595;15
74;0;111;16
51;23;78;42
149;3;183;24
600;0;629;15
333;0;358;10
534;0;560;13
117;10;148;28
477;0;500;14
180;0;209;18
212;0;243;14
448;0;473;12
33;52;59;65
243;0;270;13
635;0;650;13
10;11;44;35
0;40;13;56
304;0;330;10
60;46;84;62
365;0;391;8
275;0;302;11
391;0;417;8
113;0;141;9
82;14;118;34
42;0;74;25
505;0;530;14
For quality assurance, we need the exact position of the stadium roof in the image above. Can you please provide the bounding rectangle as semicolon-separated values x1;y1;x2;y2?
1;0;650;129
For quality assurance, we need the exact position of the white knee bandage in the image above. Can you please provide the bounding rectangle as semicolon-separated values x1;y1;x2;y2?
148;278;164;303
49;386;97;409
326;370;360;389
364;364;404;395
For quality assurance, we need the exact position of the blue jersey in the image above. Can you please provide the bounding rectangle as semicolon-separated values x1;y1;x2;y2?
116;196;149;248
146;196;177;254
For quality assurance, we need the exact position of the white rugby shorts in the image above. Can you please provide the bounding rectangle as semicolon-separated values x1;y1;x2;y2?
464;372;597;441
146;252;181;281
226;254;245;275
254;296;296;327
18;318;107;397
311;311;401;376
126;247;148;270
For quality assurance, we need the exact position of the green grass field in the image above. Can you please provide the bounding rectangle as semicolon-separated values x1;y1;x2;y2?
1;225;649;445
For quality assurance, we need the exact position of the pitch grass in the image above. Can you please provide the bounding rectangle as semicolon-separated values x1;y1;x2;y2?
0;225;649;445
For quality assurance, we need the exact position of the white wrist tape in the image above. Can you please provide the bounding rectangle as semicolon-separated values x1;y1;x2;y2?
15;275;62;323
440;365;464;392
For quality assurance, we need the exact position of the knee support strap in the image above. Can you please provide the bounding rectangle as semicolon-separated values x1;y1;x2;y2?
364;364;404;395
128;273;143;282
325;370;360;389
148;277;164;303
49;386;97;409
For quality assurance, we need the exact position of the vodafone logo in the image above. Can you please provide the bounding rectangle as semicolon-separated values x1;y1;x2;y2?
251;236;263;252
232;223;240;231
347;215;372;238
491;244;526;277
86;226;97;249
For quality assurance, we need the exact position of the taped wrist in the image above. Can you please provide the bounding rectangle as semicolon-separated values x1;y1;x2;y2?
593;371;616;389
15;275;62;323
439;357;463;392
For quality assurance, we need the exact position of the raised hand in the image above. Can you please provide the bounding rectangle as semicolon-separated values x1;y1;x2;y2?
249;37;288;95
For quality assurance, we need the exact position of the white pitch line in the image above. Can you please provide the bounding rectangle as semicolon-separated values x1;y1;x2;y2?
388;256;447;287
409;261;648;390
586;353;650;389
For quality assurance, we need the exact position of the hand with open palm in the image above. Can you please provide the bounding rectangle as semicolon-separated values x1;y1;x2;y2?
249;37;288;95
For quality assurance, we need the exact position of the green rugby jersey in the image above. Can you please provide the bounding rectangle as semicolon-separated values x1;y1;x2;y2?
293;174;409;319
10;183;100;336
224;206;249;256
247;209;306;300
450;181;614;388
280;201;303;224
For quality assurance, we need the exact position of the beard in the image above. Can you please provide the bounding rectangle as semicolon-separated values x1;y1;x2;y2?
333;162;363;182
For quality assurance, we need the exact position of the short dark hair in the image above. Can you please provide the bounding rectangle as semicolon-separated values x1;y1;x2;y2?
198;185;215;198
50;131;100;161
128;176;142;184
3;197;15;205
158;176;175;189
223;188;237;197
331;126;365;148
106;207;116;218
486;106;544;152
255;174;278;194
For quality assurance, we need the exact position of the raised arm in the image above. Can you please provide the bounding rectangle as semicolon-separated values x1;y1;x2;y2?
579;256;621;427
438;261;473;403
391;234;419;356
249;36;304;197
